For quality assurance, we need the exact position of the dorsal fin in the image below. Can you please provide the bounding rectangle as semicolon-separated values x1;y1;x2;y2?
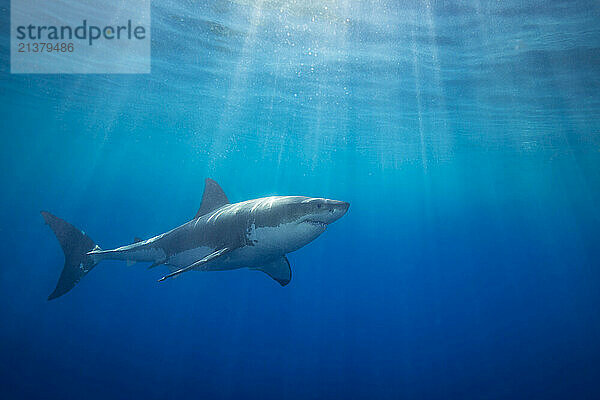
195;178;229;219
133;237;143;243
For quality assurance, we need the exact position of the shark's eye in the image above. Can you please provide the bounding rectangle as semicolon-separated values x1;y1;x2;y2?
317;204;322;208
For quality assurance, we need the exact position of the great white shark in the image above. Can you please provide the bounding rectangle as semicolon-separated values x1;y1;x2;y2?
42;178;349;300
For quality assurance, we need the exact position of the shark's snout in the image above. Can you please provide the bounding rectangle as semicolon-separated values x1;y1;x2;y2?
302;198;349;225
338;201;350;213
328;200;350;223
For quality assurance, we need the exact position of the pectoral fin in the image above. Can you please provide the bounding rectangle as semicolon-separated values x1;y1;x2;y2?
158;247;232;282
252;256;291;286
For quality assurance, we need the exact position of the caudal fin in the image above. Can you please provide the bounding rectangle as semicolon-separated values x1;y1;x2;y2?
41;211;100;300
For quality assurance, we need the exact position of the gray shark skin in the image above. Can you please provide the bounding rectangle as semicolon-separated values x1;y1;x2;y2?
42;179;349;300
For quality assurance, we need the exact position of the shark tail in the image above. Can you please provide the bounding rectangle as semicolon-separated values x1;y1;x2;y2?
41;211;101;300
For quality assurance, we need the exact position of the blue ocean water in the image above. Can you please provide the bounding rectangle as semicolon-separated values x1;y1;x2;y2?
1;0;600;398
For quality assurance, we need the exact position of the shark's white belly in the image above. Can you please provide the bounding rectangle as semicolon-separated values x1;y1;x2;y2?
221;222;325;268
250;223;324;254
168;222;325;271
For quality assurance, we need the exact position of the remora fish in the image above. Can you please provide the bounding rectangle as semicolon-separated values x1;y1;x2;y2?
42;178;349;300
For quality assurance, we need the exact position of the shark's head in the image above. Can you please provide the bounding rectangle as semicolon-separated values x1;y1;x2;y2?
249;196;349;254
292;197;350;227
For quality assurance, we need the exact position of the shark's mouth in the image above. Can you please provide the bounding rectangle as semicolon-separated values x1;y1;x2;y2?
304;220;327;228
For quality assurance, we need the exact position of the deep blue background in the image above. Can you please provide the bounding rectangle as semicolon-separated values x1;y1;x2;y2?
1;1;600;399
